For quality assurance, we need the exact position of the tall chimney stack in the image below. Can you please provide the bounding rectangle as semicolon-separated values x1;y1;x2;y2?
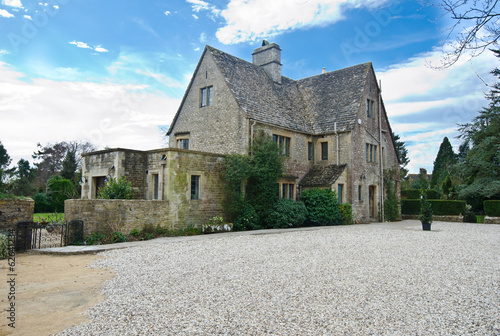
252;40;282;84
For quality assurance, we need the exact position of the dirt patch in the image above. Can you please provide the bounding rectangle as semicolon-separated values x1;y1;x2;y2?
0;252;113;336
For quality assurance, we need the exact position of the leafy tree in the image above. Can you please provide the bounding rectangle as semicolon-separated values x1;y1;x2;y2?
221;131;284;228
392;132;410;181
300;188;342;226
0;141;11;192
10;159;35;196
61;149;78;183
98;177;136;199
431;137;457;189
455;49;500;209
421;0;500;67
411;168;430;190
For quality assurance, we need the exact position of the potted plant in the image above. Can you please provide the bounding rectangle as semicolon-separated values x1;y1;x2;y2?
419;192;433;231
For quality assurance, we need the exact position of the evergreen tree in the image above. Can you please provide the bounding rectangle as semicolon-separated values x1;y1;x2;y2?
456;49;500;209
11;159;35;196
61;149;78;184
431;137;456;189
392;132;410;181
0;141;11;192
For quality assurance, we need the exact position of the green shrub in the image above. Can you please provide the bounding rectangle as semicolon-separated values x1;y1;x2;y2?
484;200;500;216
339;203;353;225
47;176;75;212
301;188;342;226
402;199;466;215
155;225;166;235
98;177;136;199
463;204;476;223
129;228;141;236
86;232;106;245
233;203;260;231
265;199;307;229
110;231;128;243
33;193;52;213
401;189;441;200
143;232;155;240
0;233;8;258
419;193;433;224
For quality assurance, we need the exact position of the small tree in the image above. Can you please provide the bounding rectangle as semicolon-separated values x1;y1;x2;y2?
98;177;136;199
47;175;76;212
419;192;433;225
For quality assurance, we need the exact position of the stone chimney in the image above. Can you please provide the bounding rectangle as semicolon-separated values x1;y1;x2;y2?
252;41;282;84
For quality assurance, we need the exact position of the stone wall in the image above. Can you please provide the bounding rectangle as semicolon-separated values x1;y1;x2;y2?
0;198;34;231
65;199;170;236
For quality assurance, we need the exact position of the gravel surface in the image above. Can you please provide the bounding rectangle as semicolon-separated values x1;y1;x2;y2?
58;221;500;335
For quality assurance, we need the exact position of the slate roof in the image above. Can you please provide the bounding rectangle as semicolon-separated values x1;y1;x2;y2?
299;164;347;187
207;45;372;134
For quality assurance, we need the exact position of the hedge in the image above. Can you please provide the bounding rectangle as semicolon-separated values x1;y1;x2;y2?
401;189;441;200
484;200;500;217
401;200;466;216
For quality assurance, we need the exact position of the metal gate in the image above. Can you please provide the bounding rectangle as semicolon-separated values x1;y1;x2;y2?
15;220;84;251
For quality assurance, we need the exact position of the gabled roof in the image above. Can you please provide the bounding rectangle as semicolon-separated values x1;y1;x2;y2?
168;45;373;135
299;164;347;187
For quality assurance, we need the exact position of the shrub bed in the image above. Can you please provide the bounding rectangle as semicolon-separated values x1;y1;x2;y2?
401;200;466;216
484;200;500;217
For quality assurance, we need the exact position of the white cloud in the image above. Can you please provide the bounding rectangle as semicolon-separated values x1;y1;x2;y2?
23;14;31;20
0;60;180;167
378;48;496;173
186;0;210;12
215;0;389;44
0;9;14;17
192;14;199;20
53;5;59;9
94;46;108;53
3;0;23;8
164;10;171;16
69;41;91;49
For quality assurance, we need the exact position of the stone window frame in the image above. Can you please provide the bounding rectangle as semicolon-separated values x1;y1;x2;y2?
272;133;291;157
307;141;314;161
366;99;374;118
148;170;162;200
337;183;344;204
189;172;203;201
358;185;363;201
200;86;213;107
366;143;377;163
278;182;295;200
177;138;189;150
321;142;328;161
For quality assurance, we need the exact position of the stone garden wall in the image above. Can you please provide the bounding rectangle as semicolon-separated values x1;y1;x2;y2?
0;198;34;231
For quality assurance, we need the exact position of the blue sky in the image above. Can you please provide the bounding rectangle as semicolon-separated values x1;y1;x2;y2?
0;0;497;173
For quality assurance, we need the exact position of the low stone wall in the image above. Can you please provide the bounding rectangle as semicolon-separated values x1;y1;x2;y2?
0;198;34;231
484;217;500;224
65;199;171;236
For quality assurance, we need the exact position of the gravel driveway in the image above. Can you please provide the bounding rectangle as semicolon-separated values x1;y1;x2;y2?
58;221;500;335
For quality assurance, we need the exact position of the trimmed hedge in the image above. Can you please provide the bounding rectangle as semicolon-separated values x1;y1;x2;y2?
484;200;500;217
401;200;466;216
401;189;441;200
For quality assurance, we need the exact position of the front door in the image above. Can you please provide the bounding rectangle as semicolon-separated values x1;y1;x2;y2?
369;185;376;219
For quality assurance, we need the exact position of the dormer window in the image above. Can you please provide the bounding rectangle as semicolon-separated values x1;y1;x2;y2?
200;86;213;107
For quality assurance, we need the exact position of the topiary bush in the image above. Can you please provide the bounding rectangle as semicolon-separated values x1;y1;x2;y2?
484;200;500;216
265;199;307;229
339;203;353;225
300;188;342;226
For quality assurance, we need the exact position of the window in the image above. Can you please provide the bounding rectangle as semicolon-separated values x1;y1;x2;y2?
308;142;313;161
321;142;328;161
273;134;291;157
280;183;295;199
366;143;377;163
338;184;343;204
191;175;200;200
200;86;213;107
358;185;362;201
177;138;189;150
367;99;374;118
152;174;159;200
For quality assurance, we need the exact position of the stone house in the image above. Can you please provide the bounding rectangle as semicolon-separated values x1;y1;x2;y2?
167;42;400;223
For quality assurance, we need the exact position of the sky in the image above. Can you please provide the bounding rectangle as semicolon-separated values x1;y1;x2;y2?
0;0;497;174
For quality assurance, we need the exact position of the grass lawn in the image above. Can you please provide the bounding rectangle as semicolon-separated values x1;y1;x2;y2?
34;213;64;222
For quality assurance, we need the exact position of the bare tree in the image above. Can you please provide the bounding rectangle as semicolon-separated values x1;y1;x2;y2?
422;0;499;67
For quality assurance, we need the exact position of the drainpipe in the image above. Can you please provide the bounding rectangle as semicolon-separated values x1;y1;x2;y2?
334;122;340;165
378;80;385;222
250;119;256;154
